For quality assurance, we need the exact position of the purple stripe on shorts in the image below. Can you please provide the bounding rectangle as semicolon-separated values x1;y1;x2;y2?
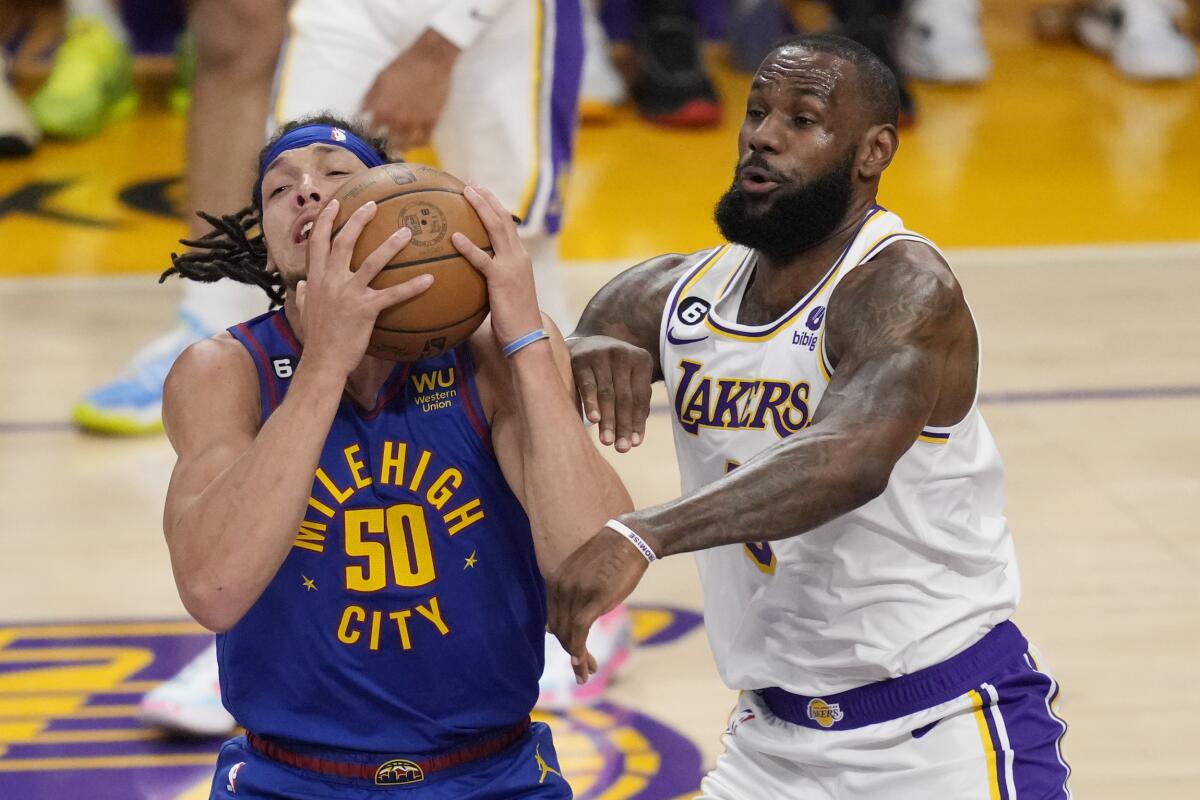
541;0;583;235
990;655;1072;799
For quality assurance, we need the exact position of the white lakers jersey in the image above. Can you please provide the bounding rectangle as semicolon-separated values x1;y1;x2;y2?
660;206;1020;696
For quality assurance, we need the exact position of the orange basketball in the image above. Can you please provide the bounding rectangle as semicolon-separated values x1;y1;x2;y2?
329;163;490;361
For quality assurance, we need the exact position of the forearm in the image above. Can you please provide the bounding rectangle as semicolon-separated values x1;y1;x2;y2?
509;343;633;573
628;430;890;558
169;365;344;631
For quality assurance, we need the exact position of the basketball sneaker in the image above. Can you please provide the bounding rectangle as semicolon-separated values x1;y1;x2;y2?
580;0;626;122
139;642;236;737
538;605;632;710
1077;0;1198;80
29;18;138;140
897;0;991;84
72;312;212;435
0;57;39;158
631;12;721;128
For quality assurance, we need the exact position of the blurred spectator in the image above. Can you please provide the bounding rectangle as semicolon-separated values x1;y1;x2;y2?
0;53;39;156
581;0;628;121
28;0;137;138
1076;0;1197;79
632;0;721;127
898;0;991;83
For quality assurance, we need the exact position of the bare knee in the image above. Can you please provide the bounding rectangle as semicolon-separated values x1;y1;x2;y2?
190;0;287;81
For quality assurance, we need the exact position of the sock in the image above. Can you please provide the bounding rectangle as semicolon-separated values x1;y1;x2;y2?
180;279;273;333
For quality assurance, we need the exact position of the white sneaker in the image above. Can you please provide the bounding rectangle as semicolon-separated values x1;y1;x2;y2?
1077;0;1198;80
538;605;632;710
139;642;237;737
580;0;626;121
0;56;39;157
898;0;991;84
72;312;213;435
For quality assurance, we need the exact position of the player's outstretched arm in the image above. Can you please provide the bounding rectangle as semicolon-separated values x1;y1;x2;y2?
567;253;691;451
455;186;633;581
548;245;975;679
163;201;433;633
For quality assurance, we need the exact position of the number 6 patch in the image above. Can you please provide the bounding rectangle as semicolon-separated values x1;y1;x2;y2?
677;297;711;326
271;356;296;379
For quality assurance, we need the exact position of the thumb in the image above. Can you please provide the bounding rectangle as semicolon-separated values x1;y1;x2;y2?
296;280;308;317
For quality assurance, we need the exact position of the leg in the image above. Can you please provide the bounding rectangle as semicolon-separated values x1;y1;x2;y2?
180;0;290;331
433;0;584;327
72;0;288;435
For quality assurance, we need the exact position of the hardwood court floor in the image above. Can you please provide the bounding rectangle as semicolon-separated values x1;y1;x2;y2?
2;2;1200;797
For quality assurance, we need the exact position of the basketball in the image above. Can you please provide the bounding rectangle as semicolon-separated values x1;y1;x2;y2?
328;163;490;361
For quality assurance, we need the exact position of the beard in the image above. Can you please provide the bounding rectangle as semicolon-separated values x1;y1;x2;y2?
714;151;856;261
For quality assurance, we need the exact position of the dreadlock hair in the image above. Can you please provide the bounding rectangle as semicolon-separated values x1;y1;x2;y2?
159;113;392;307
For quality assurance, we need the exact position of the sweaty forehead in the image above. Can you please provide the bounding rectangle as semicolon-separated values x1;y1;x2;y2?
753;47;850;103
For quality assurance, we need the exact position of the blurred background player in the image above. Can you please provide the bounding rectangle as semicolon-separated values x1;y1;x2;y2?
134;0;633;737
0;52;38;156
900;0;1197;82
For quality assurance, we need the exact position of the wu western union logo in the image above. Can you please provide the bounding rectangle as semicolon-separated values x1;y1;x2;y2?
412;368;456;412
806;698;844;728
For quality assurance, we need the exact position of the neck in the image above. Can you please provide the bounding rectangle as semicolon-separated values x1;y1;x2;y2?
738;196;875;326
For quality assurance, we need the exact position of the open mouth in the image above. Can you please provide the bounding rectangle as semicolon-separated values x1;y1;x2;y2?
293;217;317;243
740;167;782;195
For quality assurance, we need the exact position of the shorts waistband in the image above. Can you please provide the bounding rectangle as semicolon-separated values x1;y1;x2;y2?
245;718;531;786
759;621;1027;731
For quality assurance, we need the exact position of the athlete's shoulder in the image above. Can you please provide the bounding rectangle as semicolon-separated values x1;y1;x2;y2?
163;333;259;443
836;238;961;311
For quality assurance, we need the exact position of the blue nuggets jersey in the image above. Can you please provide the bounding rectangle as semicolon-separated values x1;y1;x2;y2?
223;310;545;754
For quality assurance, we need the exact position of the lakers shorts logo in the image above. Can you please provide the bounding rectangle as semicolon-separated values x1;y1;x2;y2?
375;759;425;785
806;698;845;728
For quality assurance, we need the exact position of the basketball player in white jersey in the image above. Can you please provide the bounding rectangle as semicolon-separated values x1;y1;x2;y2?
551;34;1071;799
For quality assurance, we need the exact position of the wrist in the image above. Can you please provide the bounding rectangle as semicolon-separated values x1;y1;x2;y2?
415;28;461;62
613;512;666;560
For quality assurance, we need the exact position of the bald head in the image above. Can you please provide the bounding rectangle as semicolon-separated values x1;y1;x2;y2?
762;34;900;128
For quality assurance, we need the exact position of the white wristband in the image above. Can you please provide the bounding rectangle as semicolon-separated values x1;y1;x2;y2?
606;519;657;563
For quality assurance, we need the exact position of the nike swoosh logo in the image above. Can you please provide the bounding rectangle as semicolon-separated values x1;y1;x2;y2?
667;327;708;345
469;8;491;22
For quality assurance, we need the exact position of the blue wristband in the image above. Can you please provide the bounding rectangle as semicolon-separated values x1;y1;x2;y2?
502;328;550;358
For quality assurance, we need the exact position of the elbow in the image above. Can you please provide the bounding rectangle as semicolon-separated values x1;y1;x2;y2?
177;577;242;634
838;452;894;510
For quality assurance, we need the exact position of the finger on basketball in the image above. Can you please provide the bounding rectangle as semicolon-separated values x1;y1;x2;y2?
355;227;413;286
330;200;378;266
306;199;340;278
463;185;517;249
450;231;494;273
371;273;435;311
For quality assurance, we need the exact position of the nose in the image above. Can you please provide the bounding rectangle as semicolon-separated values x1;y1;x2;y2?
294;173;322;207
747;113;783;156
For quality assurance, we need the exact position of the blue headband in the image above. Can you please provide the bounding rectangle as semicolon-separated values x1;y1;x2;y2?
256;124;386;207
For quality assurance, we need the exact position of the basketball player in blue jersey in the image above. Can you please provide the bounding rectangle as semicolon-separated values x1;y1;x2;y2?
158;115;630;798
552;35;1071;799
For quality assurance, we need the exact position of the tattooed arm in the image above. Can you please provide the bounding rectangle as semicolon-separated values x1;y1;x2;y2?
548;242;978;674
567;253;692;451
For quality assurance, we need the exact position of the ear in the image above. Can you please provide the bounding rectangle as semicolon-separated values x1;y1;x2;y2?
857;123;898;180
